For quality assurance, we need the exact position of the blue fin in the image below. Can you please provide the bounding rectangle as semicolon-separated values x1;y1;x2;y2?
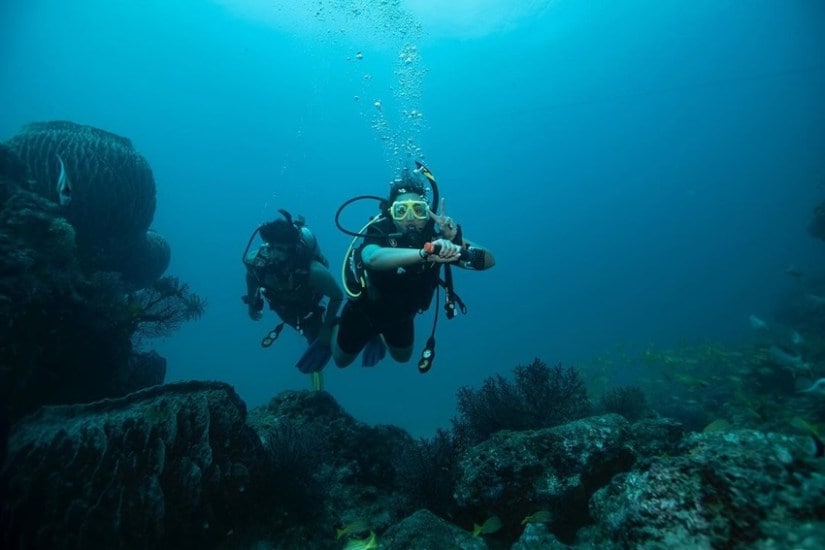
362;335;386;367
295;339;331;373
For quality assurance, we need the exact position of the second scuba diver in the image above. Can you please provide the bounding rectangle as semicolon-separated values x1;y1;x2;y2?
243;210;343;373
332;163;495;373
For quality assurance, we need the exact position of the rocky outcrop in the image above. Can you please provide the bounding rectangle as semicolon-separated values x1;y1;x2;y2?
454;414;636;542
380;509;486;549
512;523;571;549
1;381;257;549
582;429;825;548
247;390;417;538
7;379;822;549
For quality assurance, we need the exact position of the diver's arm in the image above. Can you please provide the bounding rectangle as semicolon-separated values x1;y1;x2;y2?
245;270;260;301
244;269;263;320
361;244;426;270
309;261;343;329
244;249;262;300
362;241;463;269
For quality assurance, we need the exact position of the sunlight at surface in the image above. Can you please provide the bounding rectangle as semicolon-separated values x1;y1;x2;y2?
213;0;556;41
405;0;556;37
212;0;419;47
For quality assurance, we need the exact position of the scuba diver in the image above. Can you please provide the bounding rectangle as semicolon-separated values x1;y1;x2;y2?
242;210;343;374
332;161;495;373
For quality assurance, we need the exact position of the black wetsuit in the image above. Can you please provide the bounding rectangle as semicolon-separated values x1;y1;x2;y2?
246;249;324;342
337;218;440;354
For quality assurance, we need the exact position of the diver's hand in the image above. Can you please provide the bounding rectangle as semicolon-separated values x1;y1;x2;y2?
426;238;462;263
429;197;459;241
248;306;262;321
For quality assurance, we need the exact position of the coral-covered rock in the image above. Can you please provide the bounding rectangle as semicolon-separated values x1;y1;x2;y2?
248;390;416;537
5;121;170;287
584;429;825;549
512;523;571;549
0;170;193;421
0;381;257;549
454;414;635;542
629;417;685;462
0;188;132;422
380;509;485;550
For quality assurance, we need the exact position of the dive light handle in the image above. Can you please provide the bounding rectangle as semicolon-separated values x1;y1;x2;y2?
423;242;470;261
424;242;487;270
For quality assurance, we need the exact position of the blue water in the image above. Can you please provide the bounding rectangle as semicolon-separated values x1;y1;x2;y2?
2;0;823;437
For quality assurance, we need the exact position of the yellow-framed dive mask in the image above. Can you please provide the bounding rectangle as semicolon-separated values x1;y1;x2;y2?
390;199;429;221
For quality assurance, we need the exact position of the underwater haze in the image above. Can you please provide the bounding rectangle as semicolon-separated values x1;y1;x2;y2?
1;0;823;437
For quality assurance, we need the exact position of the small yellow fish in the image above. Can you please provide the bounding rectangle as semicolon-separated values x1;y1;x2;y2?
472;515;502;537
343;530;377;550
790;417;820;437
521;509;552;525
336;519;369;540
674;373;709;389
702;419;731;433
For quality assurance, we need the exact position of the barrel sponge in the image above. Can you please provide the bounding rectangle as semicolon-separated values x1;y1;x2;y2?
6;121;157;245
125;230;172;289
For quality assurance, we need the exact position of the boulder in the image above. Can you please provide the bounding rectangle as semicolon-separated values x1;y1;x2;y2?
1;381;257;549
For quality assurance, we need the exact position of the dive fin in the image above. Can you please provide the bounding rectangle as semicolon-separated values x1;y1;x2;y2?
295;339;331;373
361;335;386;367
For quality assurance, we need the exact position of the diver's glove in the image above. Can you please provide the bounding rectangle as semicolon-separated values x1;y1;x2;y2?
295;339;332;373
242;293;264;320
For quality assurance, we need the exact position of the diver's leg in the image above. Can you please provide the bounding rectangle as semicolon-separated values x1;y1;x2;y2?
384;316;414;363
300;307;324;345
331;324;357;367
332;302;370;367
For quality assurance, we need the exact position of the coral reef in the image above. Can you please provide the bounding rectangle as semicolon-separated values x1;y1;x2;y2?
1;381;256;549
393;428;459;518
244;390;416;543
583;429;825;548
257;419;328;521
454;414;636;543
5;121;169;287
453;358;591;447
127;276;206;341
0;211;158;422
3;379;824;548
0;133;201;425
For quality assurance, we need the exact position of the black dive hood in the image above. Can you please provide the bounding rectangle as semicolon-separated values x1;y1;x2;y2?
241;209;297;263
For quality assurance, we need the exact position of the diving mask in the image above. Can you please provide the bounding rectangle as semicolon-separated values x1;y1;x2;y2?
390;199;429;221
